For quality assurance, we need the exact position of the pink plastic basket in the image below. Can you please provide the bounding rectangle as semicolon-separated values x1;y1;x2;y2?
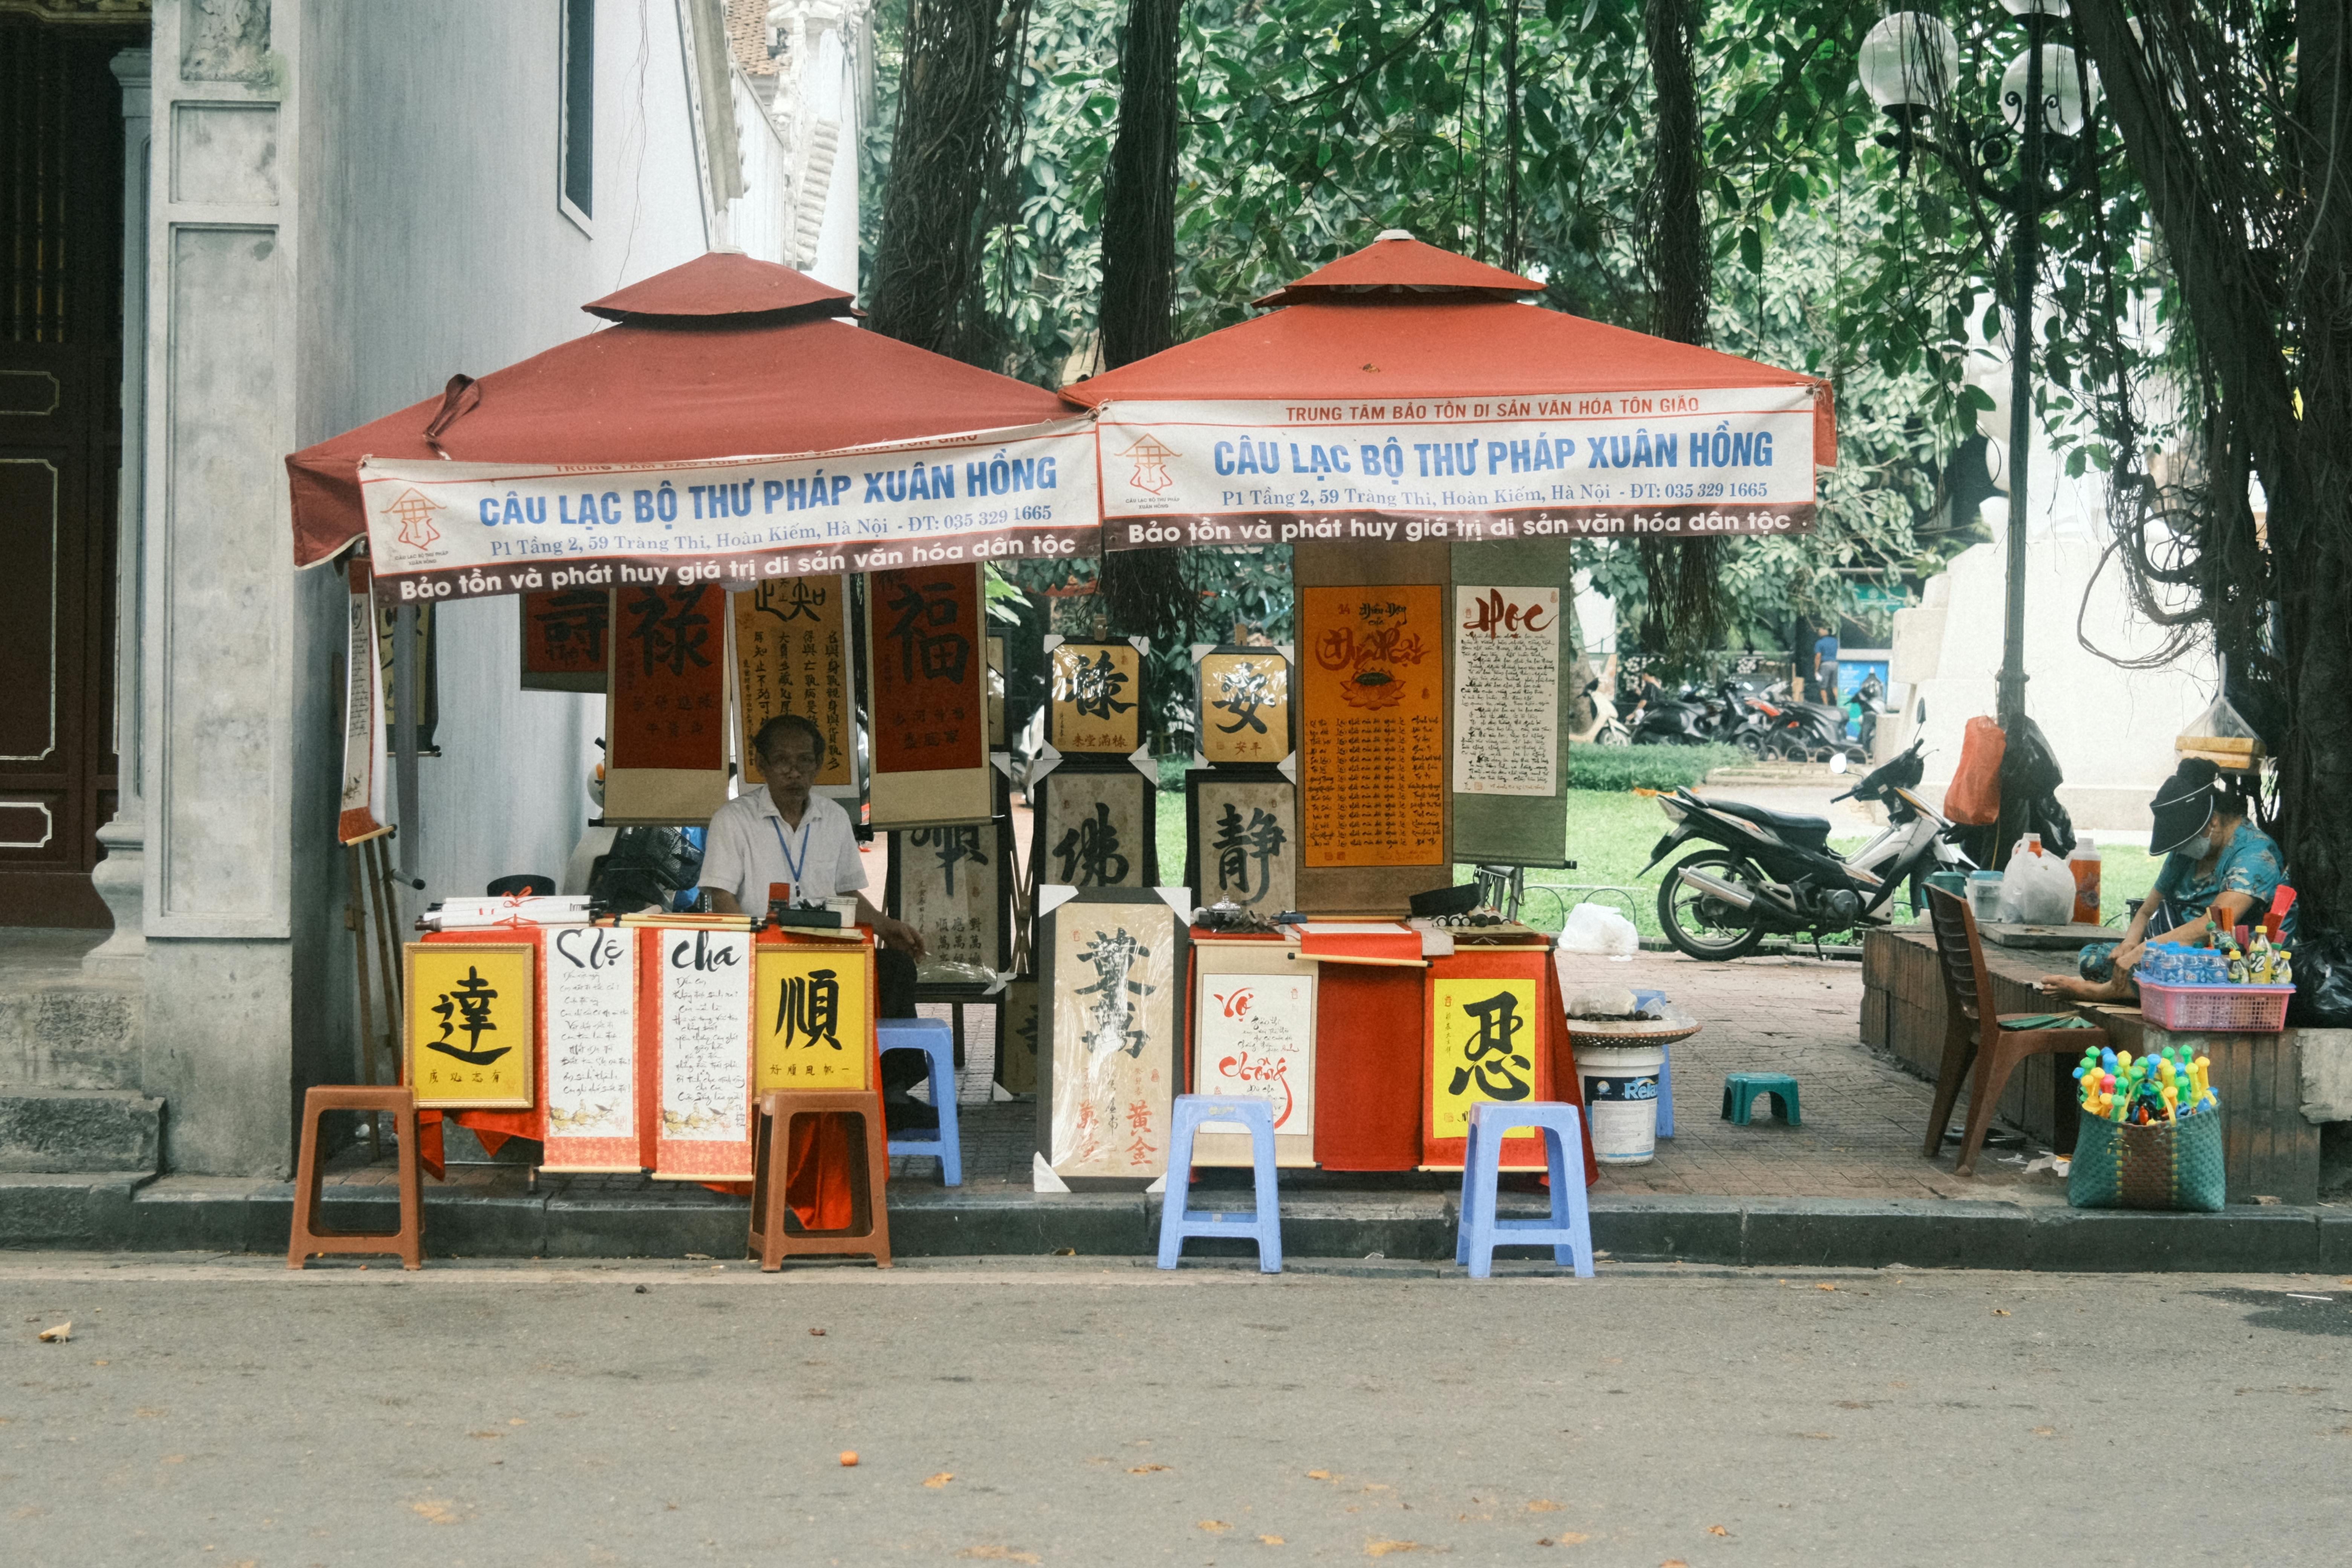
2136;981;2293;1034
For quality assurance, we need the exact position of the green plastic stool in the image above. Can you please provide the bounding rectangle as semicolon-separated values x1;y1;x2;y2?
1721;1072;1801;1127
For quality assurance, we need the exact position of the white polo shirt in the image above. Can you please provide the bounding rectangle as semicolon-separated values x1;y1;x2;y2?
700;788;867;909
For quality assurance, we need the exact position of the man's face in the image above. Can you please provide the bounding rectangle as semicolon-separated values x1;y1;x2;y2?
762;737;820;787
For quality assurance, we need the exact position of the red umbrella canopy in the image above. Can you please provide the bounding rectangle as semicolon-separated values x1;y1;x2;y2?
1060;231;1834;461
287;251;1070;567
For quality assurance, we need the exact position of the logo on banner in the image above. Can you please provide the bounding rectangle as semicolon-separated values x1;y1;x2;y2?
381;488;445;551
1119;434;1178;495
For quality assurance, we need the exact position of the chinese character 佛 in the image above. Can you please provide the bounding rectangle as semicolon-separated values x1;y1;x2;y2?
1211;801;1286;905
773;967;843;1051
1074;926;1155;1058
1449;991;1531;1101
427;966;511;1066
1053;802;1131;887
884;579;971;684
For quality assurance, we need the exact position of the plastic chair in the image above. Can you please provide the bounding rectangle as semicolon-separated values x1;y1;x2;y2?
288;1086;423;1270
1721;1072;1802;1126
1922;887;2109;1176
1455;1101;1595;1279
880;1017;961;1187
1155;1096;1282;1273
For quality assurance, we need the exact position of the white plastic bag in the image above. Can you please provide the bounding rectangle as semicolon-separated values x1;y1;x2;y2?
2000;836;2076;925
1557;901;1642;957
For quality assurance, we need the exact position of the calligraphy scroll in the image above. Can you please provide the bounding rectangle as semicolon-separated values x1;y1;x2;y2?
997;979;1040;1096
1032;768;1155;891
541;925;640;1171
404;942;536;1110
1449;540;1575;866
1422;949;1556;1171
605;583;729;825
649;927;755;1180
519;588;610;693
339;562;389;843
1190;942;1315;1167
754;942;875;1094
734;577;856;794
1298;583;1446;868
987;635;1008;748
1185;776;1296;914
866;564;995;828
1038;890;1187;1184
1195;647;1292;767
1047;639;1144;755
886;822;1008;985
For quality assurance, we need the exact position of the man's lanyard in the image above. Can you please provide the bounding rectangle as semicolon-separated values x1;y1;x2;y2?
768;812;814;894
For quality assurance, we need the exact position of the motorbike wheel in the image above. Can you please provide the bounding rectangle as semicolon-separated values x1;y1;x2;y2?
1734;730;1766;758
1657;849;1770;961
1598;721;1631;747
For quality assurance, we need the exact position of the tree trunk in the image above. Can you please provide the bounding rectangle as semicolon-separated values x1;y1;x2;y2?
1099;0;1181;370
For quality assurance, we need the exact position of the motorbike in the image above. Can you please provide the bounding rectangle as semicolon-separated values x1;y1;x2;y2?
1569;678;1632;746
1640;738;1973;960
1628;681;1720;746
1740;678;1867;763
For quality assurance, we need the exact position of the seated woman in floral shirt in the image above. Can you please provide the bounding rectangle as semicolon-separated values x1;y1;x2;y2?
2041;759;2287;1003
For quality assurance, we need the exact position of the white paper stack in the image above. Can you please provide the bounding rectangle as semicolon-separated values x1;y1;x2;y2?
423;894;594;930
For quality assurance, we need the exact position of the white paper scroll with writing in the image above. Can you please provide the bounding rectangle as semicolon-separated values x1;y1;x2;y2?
541;925;640;1171
1452;584;1560;797
654;928;754;1179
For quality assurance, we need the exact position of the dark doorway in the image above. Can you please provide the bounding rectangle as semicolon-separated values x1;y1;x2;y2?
0;14;140;926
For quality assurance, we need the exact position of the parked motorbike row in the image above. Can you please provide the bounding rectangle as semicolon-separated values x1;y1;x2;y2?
1624;673;1882;765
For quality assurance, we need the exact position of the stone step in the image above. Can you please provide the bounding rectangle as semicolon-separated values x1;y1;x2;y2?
0;972;144;1090
0;1086;162;1174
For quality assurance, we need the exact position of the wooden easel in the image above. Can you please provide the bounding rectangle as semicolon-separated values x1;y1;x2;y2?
345;830;405;1160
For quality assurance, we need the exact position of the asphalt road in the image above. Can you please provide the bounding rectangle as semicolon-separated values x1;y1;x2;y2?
4;1254;2349;1567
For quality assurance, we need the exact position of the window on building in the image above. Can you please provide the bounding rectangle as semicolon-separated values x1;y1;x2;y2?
559;0;594;230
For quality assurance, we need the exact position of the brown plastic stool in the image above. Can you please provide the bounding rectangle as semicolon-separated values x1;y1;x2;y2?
288;1086;424;1270
749;1089;892;1271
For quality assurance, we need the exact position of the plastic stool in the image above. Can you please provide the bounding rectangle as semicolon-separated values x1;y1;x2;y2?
1721;1072;1801;1126
880;1018;961;1187
1455;1101;1595;1279
1156;1096;1282;1273
288;1086;423;1270
748;1089;892;1270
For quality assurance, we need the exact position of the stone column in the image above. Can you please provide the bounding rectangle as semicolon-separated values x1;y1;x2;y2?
83;47;153;980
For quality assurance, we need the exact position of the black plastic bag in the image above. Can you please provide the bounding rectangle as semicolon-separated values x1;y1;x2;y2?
2288;923;2352;1027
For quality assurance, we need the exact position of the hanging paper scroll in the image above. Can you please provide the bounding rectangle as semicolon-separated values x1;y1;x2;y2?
734;576;856;793
888;823;1008;985
649;927;755;1181
753;941;876;1095
1047;639;1145;755
1452;585;1561;797
1195;647;1293;767
866;564;994;828
339;562;389;843
1038;890;1187;1184
404;941;536;1110
541;925;640;1171
1186;775;1296;914
1298;583;1445;868
1190;943;1315;1167
519;588;610;693
605;583;730;824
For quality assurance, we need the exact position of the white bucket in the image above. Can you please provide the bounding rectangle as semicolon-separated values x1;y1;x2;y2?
1573;1043;1664;1165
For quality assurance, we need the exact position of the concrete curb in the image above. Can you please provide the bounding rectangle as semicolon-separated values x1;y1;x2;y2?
3;1175;2347;1272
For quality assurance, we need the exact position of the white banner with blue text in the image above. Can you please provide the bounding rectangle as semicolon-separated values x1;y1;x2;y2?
1092;387;1818;551
355;419;1098;603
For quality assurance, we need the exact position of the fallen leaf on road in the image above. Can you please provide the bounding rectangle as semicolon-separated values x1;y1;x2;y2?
1664;1560;1690;1566
467;1430;503;1439
926;1473;956;1488
1200;1520;1232;1532
1993;1309;2011;1317
1555;1534;1588;1544
809;1327;827;1336
1364;1540;1430;1557
92;1359;108;1367
1128;1464;1170;1474
1794;1432;1835;1441
507;1418;526;1426
36;1322;69;1343
409;1498;462;1525
2032;1427;2056;1438
1307;1469;1334;1480
1708;1525;1730;1535
1526;1501;1560;1512
1259;1536;1286;1545
958;1549;1041;1565
162;1455;185;1464
1815;1283;1836;1292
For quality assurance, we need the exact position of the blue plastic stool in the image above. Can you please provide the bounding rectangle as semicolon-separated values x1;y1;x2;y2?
1155;1096;1282;1273
1630;991;1674;1138
1454;1101;1595;1279
1721;1072;1801;1127
879;1018;961;1187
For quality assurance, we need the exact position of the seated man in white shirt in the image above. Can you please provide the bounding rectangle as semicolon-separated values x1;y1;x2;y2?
697;714;936;1129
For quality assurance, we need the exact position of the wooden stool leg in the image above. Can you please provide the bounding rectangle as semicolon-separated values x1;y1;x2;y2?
288;1094;327;1269
861;1104;893;1268
393;1098;423;1270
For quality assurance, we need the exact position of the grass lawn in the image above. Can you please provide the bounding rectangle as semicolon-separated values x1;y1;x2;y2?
1155;782;2161;942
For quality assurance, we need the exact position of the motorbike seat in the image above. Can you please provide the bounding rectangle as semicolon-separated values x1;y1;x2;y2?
1698;797;1832;845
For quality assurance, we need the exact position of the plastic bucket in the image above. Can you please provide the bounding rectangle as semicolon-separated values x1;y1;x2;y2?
1966;871;2004;924
1925;870;1968;899
1574;1043;1664;1165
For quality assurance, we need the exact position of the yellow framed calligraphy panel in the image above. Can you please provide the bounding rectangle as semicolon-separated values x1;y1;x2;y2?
404;942;536;1110
1196;649;1292;766
753;943;873;1094
1047;639;1144;755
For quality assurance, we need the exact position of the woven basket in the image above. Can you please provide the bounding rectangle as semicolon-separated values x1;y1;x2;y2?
2068;1105;2225;1213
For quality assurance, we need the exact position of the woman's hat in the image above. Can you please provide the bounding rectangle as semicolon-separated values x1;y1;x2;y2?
2148;758;2220;856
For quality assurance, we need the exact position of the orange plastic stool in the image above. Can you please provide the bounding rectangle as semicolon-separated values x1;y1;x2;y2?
748;1090;892;1272
288;1086;423;1270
